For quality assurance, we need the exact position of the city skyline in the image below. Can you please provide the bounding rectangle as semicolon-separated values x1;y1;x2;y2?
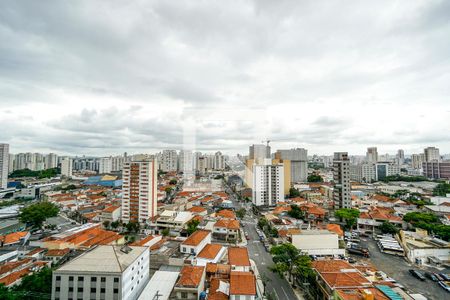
1;1;450;155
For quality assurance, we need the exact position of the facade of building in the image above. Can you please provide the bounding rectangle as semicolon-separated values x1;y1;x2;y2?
45;153;59;169
162;150;178;172
411;153;425;169
422;161;450;179
366;147;378;163
249;144;270;162
424;146;440;162
213;151;225;170
275;148;308;183
51;245;149;300
252;159;284;206
98;157;113;174
121;160;158;224
333;152;351;209
60;157;73;178
0;144;9;190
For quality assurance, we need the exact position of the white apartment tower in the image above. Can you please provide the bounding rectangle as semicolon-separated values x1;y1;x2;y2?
249;144;271;163
162;150;178;172
121;160;157;224
98;157;113;174
252;159;284;207
45;153;58;169
366;147;378;163
60;157;73;178
333;152;351;209
411;153;425;169
424;147;440;162
396;149;405;165
214;151;225;170
0;144;9;190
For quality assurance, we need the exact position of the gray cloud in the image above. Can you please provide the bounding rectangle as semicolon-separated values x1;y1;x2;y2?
0;0;449;155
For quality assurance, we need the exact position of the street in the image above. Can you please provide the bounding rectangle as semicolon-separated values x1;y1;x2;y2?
228;185;299;300
361;238;449;300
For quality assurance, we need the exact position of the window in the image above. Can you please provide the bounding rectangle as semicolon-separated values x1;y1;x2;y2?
69;287;73;292
101;277;106;283
114;288;119;294
100;288;105;293
77;287;83;292
91;277;97;282
55;287;60;292
91;288;96;293
56;276;61;281
181;292;188;298
78;277;84;282
69;276;74;281
114;277;119;283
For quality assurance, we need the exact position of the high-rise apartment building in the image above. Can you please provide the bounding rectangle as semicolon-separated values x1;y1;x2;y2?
213;151;225;170
162;150;178;172
424;147;440;162
121;160;157;224
252;159;284;206
249;144;271;162
411;153;425;169
0;144;9;190
8;154;14;174
45;153;58;169
111;155;125;172
98;157;113;174
275;148;308;182
396;149;405;165
422;161;450;180
366;147;378;163
60;157;73;178
333;152;351;209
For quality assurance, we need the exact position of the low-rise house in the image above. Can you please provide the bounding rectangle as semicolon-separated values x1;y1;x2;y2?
357;207;403;233
213;219;240;242
130;235;162;248
188;206;208;216
180;230;211;255
398;229;450;264
215;209;236;219
229;271;256;300
195;243;226;266
151;210;193;234
173;265;205;300
228;247;250;272
44;248;70;265
101;205;121;223
0;231;30;247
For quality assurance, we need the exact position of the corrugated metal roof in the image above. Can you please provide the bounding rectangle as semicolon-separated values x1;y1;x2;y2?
376;285;403;300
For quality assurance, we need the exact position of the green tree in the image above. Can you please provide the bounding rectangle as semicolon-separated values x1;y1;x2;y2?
288;188;300;198
125;221;140;233
186;219;200;235
258;217;268;230
307;174;323;182
13;267;52;294
111;220;120;230
379;221;398;234
165;187;173;194
236;208;246;219
270;243;314;282
161;228;170;236
169;179;177;185
335;208;360;230
287;205;304;219
403;212;439;224
103;220;110;229
433;183;450;196
19;202;59;228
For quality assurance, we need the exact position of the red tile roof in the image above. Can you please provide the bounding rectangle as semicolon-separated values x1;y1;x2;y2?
45;248;70;257
230;271;256;295
208;278;229;300
214;219;240;230
176;265;205;287
228;247;250;267
216;209;236;219
182;230;211;247
197;244;223;260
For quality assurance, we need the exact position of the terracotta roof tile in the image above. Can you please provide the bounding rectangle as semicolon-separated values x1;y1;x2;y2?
228;247;250;267
182;230;211;247
229;271;256;295
176;265;205;287
45;248;70;257
214;219;240;230
197;244;223;260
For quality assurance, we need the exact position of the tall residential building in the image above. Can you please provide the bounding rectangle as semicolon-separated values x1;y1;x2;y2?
350;162;400;183
111;155;125;172
8;154;14;174
424;147;440;162
249;144;271;162
0;144;9;189
213;151;225;170
98;157;113;174
252;159;284;206
162;150;178;172
51;245;150;300
275;148;308;182
396;149;405;165
121;160;157;224
333;152;351;209
366;147;378;163
60;157;73;178
45;153;58;169
411;153;425;169
14;153;26;170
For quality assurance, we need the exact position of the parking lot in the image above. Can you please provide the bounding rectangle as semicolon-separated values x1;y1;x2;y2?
358;238;449;299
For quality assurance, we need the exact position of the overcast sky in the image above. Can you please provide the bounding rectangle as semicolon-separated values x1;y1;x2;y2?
1;0;449;156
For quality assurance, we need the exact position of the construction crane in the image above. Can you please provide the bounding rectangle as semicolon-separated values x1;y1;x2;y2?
261;138;290;147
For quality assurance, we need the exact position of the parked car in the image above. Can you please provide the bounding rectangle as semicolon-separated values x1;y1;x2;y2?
425;272;438;282
438;281;450;292
409;269;426;281
440;273;450;281
434;273;445;281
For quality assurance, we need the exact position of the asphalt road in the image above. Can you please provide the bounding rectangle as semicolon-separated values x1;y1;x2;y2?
229;190;299;300
362;238;449;300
